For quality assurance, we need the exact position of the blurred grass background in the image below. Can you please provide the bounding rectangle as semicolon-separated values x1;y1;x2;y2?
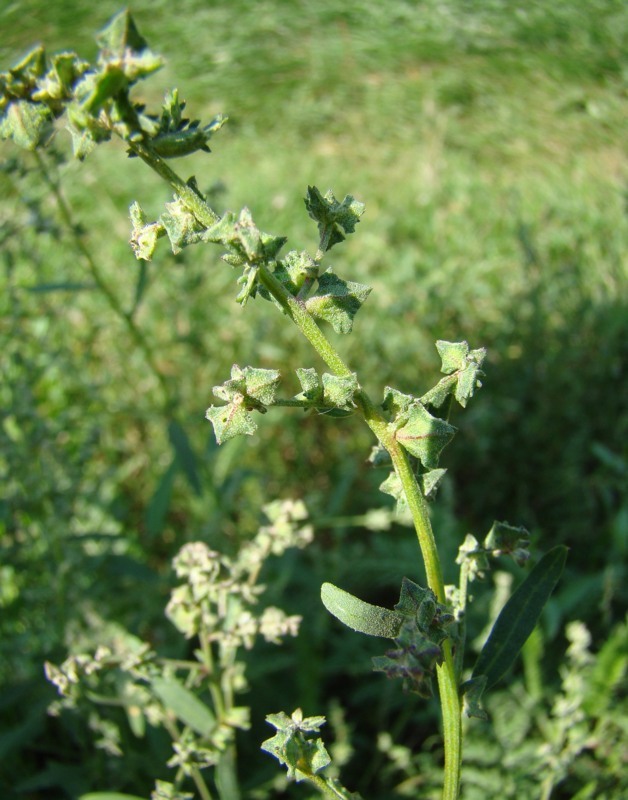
1;1;626;798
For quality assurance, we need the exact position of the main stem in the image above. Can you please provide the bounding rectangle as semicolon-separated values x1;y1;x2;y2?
261;268;462;800
132;143;462;800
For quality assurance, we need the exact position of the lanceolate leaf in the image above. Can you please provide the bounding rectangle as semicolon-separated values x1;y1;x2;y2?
79;794;146;800
472;545;568;690
151;676;215;736
321;583;401;639
460;676;489;721
145;458;177;536
168;420;202;497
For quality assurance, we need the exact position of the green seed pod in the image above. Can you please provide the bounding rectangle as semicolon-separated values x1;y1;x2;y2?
150;128;211;158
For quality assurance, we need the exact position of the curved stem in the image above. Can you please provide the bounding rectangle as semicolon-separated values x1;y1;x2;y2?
190;766;214;800
259;266;462;799
128;141;220;228
357;395;462;800
129;143;462;799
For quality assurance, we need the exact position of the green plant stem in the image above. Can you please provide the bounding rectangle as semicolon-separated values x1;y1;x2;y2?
259;267;462;799
365;408;461;800
128;141;220;228
190;765;214;800
163;718;215;799
258;266;354;376
197;614;240;800
307;772;348;799
215;745;241;800
132;142;462;800
33;150;173;412
455;562;470;683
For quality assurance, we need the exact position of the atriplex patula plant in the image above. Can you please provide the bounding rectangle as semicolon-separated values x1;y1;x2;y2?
1;10;567;800
45;499;313;800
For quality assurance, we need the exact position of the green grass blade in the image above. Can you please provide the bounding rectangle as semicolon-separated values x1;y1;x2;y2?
79;794;146;800
145;458;177;536
25;282;95;292
168;419;202;496
129;259;150;317
472;545;568;689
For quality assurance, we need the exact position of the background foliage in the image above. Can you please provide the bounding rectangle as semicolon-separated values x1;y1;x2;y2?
1;1;626;798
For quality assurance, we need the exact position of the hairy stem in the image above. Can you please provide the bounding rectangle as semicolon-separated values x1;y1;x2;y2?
356;395;462;800
260;267;462;799
307;772;350;799
128;141;220;228
131;142;462;800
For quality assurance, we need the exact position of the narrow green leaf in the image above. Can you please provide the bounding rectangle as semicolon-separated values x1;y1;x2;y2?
130;260;149;315
80;794;146;800
24;282;95;293
472;545;568;689
168;420;202;497
145;459;177;536
460;676;489;720
321;583;401;639
151;676;215;736
125;703;146;739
